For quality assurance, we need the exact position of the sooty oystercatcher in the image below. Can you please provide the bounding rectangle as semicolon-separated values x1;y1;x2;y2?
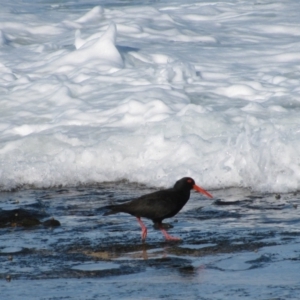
104;177;213;241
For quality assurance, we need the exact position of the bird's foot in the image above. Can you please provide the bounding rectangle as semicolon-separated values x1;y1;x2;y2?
165;235;181;241
159;227;181;241
141;227;148;241
136;217;148;242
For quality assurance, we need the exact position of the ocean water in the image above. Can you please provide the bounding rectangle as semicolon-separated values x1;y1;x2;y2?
1;185;300;299
1;0;300;192
2;2;300;299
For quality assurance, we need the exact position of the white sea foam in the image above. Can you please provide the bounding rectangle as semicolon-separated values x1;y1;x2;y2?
0;0;300;192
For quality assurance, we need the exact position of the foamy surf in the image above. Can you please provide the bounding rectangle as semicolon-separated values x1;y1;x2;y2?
0;1;300;192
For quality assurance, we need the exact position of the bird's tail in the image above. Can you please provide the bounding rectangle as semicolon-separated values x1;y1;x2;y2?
103;205;121;216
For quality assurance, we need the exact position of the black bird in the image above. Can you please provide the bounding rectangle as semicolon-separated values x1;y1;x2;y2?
104;177;213;241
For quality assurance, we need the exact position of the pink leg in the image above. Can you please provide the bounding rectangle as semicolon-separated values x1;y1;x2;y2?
159;224;181;241
136;217;148;241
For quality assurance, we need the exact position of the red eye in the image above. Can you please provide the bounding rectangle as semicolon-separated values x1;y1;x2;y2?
187;179;192;183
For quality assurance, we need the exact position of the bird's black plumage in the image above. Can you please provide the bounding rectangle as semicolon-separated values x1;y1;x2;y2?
104;177;212;241
105;177;193;222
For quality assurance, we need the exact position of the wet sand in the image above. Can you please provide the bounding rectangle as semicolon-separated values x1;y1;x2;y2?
1;183;300;299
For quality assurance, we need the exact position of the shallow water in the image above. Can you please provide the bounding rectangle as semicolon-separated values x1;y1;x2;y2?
1;184;300;299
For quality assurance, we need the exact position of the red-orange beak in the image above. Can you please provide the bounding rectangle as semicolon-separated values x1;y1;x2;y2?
193;184;213;199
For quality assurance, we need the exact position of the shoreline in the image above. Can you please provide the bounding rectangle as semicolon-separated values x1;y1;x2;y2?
1;183;300;298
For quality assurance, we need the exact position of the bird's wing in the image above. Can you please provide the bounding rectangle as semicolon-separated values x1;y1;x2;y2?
123;189;179;220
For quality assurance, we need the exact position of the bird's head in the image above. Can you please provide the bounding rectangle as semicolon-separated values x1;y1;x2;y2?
174;177;213;198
